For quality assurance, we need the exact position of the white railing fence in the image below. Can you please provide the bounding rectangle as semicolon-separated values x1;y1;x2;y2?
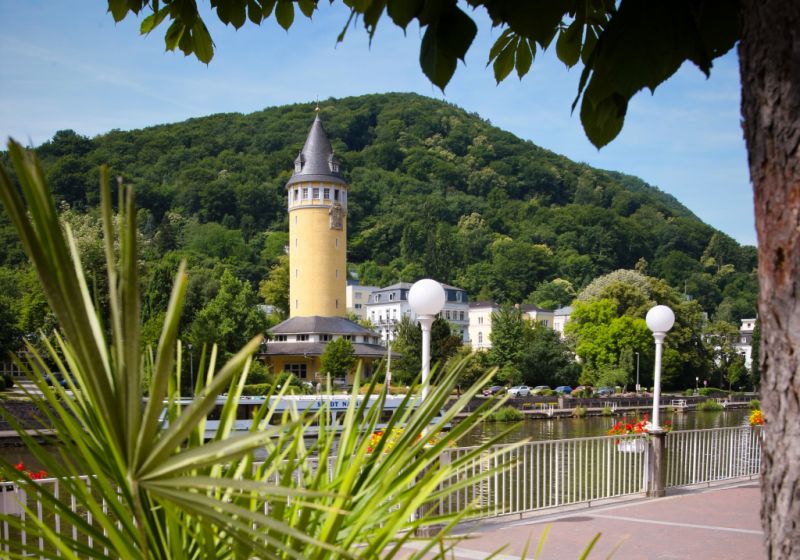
432;434;649;520
1;427;763;552
665;426;761;488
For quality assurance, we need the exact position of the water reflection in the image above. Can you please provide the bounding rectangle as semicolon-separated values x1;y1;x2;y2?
457;409;751;447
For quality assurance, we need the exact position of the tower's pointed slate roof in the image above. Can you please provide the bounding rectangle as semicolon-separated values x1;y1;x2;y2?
286;113;346;187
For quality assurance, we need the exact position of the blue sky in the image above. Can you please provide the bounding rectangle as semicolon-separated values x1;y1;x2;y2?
0;2;755;246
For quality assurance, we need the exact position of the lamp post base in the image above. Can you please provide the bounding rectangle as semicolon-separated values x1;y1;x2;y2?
647;430;667;498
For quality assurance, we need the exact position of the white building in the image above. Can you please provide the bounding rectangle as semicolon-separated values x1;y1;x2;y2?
468;301;499;350
346;283;378;319
735;318;757;369
520;304;554;328
552;306;573;338
365;282;470;343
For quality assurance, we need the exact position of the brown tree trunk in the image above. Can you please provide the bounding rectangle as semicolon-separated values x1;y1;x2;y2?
739;1;800;557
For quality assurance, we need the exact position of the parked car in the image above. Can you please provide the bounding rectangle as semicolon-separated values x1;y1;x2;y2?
554;386;572;394
531;385;551;395
596;386;615;397
482;385;506;396
508;385;532;397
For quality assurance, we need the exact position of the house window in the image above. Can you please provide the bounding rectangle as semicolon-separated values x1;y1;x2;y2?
293;189;299;201
336;299;339;308
323;188;330;199
284;363;307;379
445;310;451;320
295;238;298;248
303;188;309;199
295;299;299;309
376;294;382;302
478;332;483;344
320;334;331;342
456;292;462;302
335;238;339;248
389;293;395;301
541;320;549;327
275;335;287;341
478;316;484;325
297;334;309;341
392;308;397;319
336;269;339;278
312;188;320;199
295;269;298;278
295;215;298;224
334;189;339;201
344;335;353;341
459;311;465;321
371;311;375;320
355;303;362;309
355;292;362;299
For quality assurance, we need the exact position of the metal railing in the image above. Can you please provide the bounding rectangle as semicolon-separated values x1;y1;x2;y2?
665;426;761;488
433;434;650;520
1;427;763;551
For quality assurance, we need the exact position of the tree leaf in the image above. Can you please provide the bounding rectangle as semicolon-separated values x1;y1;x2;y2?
140;8;168;34
228;0;248;29
164;20;186;51
297;0;316;18
420;22;456;90
515;37;533;78
387;0;423;29
488;28;514;63
261;0;276;17
247;0;262;24
192;19;215;63
275;0;295;30
107;0;130;22
556;19;582;67
580;90;627;148
493;36;517;83
436;6;477;62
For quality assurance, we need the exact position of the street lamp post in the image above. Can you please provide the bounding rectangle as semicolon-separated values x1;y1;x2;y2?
635;351;640;392
408;279;446;401
645;304;675;499
695;376;699;393
646;305;675;431
187;343;194;396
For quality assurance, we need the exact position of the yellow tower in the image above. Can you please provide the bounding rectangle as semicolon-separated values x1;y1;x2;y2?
287;112;347;317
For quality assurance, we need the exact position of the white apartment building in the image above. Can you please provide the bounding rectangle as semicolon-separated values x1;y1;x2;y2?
468;301;499;350
552;306;573;338
365;282;470;343
346;283;379;319
735;318;757;369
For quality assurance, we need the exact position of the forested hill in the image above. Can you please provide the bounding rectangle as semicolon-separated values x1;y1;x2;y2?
1;92;756;323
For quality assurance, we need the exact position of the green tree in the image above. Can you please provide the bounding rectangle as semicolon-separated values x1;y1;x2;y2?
189;268;268;358
519;323;579;387
390;315;462;385
527;278;576;310
487;304;527;370
258;255;289;319
319;337;357;380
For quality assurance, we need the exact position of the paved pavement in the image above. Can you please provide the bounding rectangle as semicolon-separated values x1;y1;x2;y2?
405;482;764;559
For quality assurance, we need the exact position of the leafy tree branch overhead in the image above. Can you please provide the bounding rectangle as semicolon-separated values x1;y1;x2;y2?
107;0;738;148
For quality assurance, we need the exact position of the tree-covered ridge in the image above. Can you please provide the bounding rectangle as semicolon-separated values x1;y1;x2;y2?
0;92;757;360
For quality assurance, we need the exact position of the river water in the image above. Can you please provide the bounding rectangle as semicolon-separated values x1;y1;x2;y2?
456;408;751;447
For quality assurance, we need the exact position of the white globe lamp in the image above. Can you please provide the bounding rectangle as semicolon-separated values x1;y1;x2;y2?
408;279;446;401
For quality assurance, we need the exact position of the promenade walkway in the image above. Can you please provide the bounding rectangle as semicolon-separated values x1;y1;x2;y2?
406;482;764;559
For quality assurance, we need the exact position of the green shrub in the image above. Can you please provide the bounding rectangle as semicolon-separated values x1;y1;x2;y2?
600;406;613;416
684;388;694;396
750;399;761;410
571;389;587;398
698;399;724;411
246;360;272;385
541;389;556;396
572;406;587;418
699;387;727;397
487;406;524;422
241;383;272;396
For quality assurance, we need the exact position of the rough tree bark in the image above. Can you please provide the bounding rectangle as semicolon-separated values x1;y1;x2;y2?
739;1;800;557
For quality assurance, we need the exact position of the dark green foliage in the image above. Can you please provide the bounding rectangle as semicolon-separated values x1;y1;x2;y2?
390;315;462;385
486;405;523;423
320;338;357;379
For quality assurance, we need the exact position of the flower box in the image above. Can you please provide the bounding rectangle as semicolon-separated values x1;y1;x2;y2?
0;484;26;516
617;439;647;453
